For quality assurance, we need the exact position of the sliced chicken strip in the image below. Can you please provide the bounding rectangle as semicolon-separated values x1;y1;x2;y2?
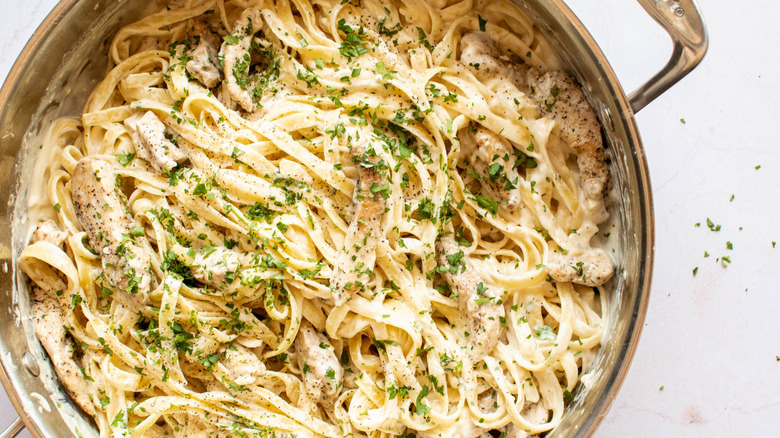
186;20;223;88
546;248;613;286
221;9;265;112
126;111;187;174
71;157;152;301
331;143;386;306
525;70;609;199
31;219;68;247
458;126;523;211
190;246;243;289
436;236;504;357
221;344;267;386
460;32;525;84
294;320;343;408
187;44;222;89
31;287;96;417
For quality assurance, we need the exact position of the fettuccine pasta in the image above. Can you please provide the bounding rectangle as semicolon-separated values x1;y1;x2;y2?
21;0;613;437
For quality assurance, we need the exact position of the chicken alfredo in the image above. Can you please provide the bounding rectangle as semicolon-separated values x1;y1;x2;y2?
20;0;614;436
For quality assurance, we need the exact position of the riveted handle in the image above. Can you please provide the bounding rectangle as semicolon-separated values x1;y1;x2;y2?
0;417;24;438
629;0;709;113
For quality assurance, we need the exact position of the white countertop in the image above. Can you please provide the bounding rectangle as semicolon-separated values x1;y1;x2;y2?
2;0;778;436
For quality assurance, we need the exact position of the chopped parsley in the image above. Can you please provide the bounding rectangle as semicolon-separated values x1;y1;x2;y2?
475;194;498;216
535;325;555;341
223;35;241;45
337;19;368;61
415;385;430;415
117;152;135;167
478;15;487;32
416;197;436;222
297;67;320;87
416;27;434;52
376;62;394;80
378;17;403;36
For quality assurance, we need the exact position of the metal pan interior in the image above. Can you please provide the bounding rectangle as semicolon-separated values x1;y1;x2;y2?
0;1;652;436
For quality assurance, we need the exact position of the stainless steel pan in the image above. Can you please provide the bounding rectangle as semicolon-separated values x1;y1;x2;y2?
0;0;707;436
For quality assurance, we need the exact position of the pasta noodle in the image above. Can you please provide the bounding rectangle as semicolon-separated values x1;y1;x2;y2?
20;0;613;437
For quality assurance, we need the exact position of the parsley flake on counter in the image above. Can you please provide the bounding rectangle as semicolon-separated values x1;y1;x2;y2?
706;218;721;232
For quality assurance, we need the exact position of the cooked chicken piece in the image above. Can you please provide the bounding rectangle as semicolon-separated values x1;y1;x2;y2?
460;32;524;84
190;246;243;289
186;20;223;88
503;402;548;437
221;344;267;386
331;143;387;306
525;70;608;199
125;111;187;174
436;236;504;357
294;320;343;407
478;390;498;412
546;248;613;286
460;32;609;200
31;287;96;417
31;219;68;247
221;9;265;112
187;44;222;89
459;126;523;211
71;157;152;301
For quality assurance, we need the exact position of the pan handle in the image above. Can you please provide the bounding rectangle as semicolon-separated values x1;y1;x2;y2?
0;417;24;438
628;0;708;113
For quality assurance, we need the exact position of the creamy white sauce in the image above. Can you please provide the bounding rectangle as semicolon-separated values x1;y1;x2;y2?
30;392;52;413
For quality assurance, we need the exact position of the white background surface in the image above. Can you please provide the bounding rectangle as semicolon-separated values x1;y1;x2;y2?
1;0;779;437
